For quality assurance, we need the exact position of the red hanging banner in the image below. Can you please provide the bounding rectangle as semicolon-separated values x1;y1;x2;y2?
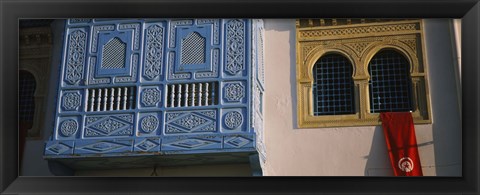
380;112;423;176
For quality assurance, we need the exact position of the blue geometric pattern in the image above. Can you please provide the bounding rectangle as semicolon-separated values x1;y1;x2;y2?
165;110;216;134
45;19;265;164
101;37;126;69
84;114;133;137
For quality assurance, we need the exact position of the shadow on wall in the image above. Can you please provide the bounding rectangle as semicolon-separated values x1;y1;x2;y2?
363;126;394;176
264;19;298;129
423;19;462;176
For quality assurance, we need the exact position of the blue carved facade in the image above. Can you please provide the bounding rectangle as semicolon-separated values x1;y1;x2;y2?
44;19;265;171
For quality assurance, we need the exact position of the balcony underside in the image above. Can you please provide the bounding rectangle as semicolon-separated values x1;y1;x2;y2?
46;150;257;170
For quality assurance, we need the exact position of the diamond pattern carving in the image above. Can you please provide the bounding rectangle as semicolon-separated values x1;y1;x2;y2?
165;111;217;134
81;141;126;153
92;119;127;134
173;114;208;130
135;139;158;151
84;114;133;137
167;138;217;149
47;143;71;154
225;136;251;148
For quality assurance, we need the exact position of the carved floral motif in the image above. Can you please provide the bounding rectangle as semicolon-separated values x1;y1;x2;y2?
141;88;161;107
141;115;159;133
224;111;243;129
60;119;78;137
144;25;164;80
62;92;81;110
225;20;245;75
224;82;245;102
65;30;86;85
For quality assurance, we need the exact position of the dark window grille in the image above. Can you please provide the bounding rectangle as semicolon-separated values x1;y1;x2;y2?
19;71;36;122
313;54;355;115
368;50;413;113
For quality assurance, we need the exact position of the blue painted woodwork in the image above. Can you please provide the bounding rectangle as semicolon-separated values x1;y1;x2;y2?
44;19;265;170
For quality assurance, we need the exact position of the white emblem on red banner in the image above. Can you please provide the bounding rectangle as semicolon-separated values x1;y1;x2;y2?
398;157;414;172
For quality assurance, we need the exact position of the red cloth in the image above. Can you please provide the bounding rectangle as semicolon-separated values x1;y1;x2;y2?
380;112;423;176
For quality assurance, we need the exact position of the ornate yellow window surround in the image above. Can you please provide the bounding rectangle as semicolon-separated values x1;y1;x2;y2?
296;19;432;128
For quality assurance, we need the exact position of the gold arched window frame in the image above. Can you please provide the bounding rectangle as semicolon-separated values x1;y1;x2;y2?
296;19;431;128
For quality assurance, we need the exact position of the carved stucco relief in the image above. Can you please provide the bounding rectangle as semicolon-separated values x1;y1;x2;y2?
296;20;431;128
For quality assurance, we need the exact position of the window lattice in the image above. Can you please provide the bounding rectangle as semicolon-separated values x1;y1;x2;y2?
166;82;218;107
181;32;206;65
19;71;36;121
368;50;413;113
101;37;126;69
86;87;136;112
313;54;355;115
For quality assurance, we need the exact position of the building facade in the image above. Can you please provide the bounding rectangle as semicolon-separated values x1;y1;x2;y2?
19;18;462;176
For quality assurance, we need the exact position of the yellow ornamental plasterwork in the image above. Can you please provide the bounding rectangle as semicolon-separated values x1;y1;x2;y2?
302;45;318;60
344;42;372;57
296;19;431;128
400;39;418;54
299;22;420;41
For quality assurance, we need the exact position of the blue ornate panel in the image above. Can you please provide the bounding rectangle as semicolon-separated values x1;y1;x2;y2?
165;110;217;134
45;19;264;169
63;28;88;86
224;19;248;78
142;22;166;82
222;81;247;104
95;32;132;76
167;19;221;81
45;141;75;155
83;114;134;138
221;108;247;133
137;112;162;137
56;115;82;140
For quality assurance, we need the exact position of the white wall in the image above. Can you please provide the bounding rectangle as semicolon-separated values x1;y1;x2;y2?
262;19;461;176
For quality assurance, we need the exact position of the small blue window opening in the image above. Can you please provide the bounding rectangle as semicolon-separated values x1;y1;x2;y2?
19;70;36;122
175;26;212;73
101;37;126;69
313;53;355;116
181;32;206;65
95;31;132;77
368;49;413;113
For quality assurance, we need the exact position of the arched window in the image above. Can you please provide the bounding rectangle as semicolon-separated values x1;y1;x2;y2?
19;70;36;125
368;49;413;113
313;53;355;115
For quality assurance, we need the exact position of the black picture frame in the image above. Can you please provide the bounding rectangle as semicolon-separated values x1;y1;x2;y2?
1;0;479;194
